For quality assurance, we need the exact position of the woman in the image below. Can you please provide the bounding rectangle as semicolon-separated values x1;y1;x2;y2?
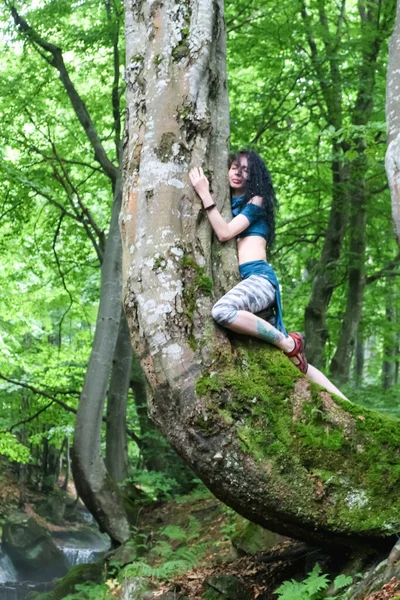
189;150;347;400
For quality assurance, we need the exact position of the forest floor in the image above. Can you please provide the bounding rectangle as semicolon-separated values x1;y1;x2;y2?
1;459;399;599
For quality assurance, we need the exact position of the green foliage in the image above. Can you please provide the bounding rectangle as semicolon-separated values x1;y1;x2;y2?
124;470;180;501
62;582;112;600
274;564;354;600
118;517;207;581
121;544;207;580
0;433;30;463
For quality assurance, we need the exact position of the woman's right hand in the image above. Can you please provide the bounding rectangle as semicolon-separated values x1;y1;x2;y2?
189;167;210;199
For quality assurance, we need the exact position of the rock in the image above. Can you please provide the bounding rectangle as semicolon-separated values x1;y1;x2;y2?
230;520;285;555
2;512;68;581
120;576;155;599
50;562;103;600
107;542;137;567
203;574;253;600
349;560;400;600
37;491;68;525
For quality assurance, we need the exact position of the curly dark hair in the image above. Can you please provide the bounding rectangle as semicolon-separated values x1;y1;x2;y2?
228;149;278;247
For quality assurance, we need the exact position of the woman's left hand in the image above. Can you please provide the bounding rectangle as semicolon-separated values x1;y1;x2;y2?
189;167;210;199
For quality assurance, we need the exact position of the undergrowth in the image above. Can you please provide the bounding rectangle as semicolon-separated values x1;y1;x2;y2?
274;563;356;600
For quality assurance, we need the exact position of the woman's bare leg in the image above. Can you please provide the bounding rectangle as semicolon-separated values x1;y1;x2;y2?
223;311;348;401
223;310;294;352
305;365;348;400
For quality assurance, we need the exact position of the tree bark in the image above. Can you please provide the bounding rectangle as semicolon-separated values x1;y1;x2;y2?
382;281;397;389
122;0;400;549
353;323;365;387
105;310;132;483
72;174;130;544
386;0;400;246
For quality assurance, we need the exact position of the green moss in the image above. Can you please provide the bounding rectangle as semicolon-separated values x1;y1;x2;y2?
196;374;223;396
153;255;166;271
153;53;163;67
154;132;177;163
182;254;213;323
172;27;190;61
50;563;103;600
193;339;400;537
172;39;190;60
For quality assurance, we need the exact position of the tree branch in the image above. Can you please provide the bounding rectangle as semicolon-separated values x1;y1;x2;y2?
11;6;118;183
0;401;55;434
366;252;400;285
0;373;143;448
0;373;78;414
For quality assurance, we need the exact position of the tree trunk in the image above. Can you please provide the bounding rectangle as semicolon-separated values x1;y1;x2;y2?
72;175;130;544
382;281;397;389
105;310;132;483
353;323;365;387
122;0;400;549
304;153;349;367
329;163;367;383
61;438;70;491
329;0;390;382
10;7;131;544
386;0;400;246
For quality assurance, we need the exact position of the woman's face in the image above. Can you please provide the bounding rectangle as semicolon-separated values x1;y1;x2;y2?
228;155;248;195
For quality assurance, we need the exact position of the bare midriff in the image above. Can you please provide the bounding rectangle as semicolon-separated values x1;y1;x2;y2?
237;236;267;265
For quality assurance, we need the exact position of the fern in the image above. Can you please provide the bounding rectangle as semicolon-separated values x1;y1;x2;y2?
63;582;112;600
275;564;330;600
160;524;188;542
275;565;354;600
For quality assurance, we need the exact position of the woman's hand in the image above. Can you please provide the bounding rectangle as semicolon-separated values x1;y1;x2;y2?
189;167;210;200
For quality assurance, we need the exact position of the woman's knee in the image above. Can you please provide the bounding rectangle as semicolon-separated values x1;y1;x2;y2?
211;301;238;326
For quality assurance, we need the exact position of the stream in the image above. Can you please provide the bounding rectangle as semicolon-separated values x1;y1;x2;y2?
0;526;110;600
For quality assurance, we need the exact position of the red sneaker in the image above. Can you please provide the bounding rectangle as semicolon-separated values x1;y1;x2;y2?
284;332;308;374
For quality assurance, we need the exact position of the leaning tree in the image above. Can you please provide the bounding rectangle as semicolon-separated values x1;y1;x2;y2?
121;0;400;548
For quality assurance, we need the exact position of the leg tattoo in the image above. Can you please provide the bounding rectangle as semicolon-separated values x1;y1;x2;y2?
256;319;283;345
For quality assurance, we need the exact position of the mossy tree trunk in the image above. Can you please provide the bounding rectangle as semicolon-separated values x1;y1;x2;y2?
122;0;400;549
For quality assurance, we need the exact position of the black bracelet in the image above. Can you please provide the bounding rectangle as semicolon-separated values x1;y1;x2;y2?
204;203;216;211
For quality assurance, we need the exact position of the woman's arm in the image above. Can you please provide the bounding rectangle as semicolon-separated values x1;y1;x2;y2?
189;167;260;241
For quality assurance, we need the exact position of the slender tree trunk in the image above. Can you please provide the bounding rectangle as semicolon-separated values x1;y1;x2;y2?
353;322;365;387
386;0;400;246
61;438;70;491
105;310;132;483
10;8;132;543
122;0;400;549
304;153;349;367
382;281;397;389
18;395;28;507
330;163;367;382
72;175;130;544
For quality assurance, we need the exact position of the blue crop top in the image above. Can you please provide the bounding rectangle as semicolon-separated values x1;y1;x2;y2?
231;195;269;240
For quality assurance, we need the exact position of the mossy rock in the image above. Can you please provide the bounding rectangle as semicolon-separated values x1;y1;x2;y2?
203;574;253;600
3;512;68;581
120;576;155;599
108;542;138;567
26;593;53;600
230;520;285;555
51;562;103;600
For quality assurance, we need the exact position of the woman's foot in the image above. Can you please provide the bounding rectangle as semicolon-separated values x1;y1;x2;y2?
284;332;308;374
